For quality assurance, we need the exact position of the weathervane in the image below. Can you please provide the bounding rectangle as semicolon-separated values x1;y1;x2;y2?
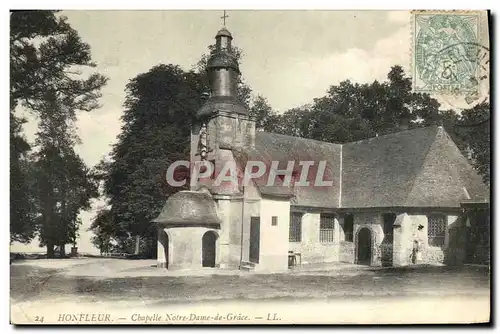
221;10;229;27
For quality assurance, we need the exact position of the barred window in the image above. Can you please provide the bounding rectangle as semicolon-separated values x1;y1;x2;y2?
272;216;278;226
344;214;354;242
289;212;302;242
428;214;446;246
320;214;336;243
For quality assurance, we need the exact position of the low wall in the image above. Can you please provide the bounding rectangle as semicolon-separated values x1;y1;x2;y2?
339;241;354;263
380;242;393;267
288;213;340;265
421;246;445;264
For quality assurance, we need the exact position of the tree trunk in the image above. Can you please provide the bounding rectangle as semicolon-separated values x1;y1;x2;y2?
59;243;66;257
46;241;54;258
134;235;140;255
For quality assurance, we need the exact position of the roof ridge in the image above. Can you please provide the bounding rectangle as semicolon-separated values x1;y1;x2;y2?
344;125;440;146
259;131;342;147
437;127;488;194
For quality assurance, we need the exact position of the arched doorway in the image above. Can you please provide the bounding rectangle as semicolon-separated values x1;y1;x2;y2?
164;232;169;269
357;228;372;265
202;231;217;267
158;229;170;269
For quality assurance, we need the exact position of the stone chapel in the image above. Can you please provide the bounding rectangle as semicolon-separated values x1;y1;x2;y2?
152;27;490;272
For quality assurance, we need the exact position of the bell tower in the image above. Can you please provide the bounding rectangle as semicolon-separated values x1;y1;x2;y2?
188;18;256;270
191;24;256;195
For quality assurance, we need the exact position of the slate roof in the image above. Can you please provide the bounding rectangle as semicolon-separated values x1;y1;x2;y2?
234;126;489;209
197;96;248;118
216;27;232;38
152;190;221;228
234;131;342;207
342;126;488;208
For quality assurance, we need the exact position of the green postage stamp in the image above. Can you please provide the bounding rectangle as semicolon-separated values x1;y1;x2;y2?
412;11;485;97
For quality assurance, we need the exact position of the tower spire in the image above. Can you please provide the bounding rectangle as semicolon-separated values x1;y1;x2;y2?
195;21;248;118
221;10;229;27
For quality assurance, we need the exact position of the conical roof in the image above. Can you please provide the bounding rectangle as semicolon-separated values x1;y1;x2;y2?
152;190;221;228
216;27;232;38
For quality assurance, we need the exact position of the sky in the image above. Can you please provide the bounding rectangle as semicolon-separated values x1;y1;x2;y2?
10;10;488;254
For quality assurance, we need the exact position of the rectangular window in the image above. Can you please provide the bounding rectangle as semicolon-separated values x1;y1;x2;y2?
344;214;354;242
320;214;336;243
272;216;278;226
289;212;302;242
428;214;446;246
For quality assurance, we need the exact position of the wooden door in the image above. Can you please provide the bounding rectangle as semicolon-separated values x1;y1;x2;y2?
249;217;260;263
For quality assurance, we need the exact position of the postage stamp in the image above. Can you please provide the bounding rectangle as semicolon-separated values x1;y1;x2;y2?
412;11;483;96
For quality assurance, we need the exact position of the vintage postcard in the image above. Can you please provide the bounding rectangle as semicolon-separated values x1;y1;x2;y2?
10;9;491;325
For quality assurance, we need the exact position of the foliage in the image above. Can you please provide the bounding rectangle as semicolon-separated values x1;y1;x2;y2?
271;66;442;143
92;42;265;254
91;65;204;254
455;103;490;184
10;10;107;254
249;95;279;132
29;92;100;256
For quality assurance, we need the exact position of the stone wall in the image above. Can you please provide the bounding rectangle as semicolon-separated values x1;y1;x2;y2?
338;215;354;263
339;241;355;263
291;210;464;267
422;246;445;264
392;212;460;266
216;115;255;150
289;213;340;264
157;226;220;270
353;213;384;266
380;242;393;267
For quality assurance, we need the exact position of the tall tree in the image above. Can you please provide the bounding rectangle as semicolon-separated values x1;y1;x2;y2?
272;66;443;143
10;10;107;249
31;92;99;257
94;41;263;255
92;65;204;255
10;112;35;243
456;102;490;184
249;95;279;131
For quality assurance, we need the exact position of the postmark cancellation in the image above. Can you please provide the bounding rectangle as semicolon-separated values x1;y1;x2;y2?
411;11;489;105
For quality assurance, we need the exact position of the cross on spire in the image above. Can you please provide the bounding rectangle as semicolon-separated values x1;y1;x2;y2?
221;10;229;27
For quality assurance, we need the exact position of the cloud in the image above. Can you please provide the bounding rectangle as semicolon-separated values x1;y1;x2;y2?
260;26;411;111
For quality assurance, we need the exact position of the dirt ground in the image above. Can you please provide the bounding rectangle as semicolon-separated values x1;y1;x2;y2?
10;258;491;325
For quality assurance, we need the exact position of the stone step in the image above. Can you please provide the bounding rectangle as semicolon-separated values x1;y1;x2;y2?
239;261;256;271
240;261;256;267
240;265;254;272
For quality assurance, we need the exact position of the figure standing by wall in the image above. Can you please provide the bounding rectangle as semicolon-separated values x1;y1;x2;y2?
411;239;421;264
